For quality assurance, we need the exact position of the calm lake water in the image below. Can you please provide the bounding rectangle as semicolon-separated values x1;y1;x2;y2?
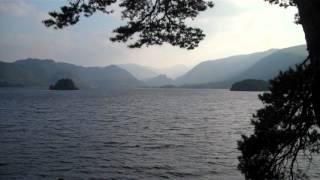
0;88;319;179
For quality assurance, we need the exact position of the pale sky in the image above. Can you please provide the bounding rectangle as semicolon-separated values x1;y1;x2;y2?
0;0;306;68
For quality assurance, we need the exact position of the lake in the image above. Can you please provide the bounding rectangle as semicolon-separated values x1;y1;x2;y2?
0;88;319;179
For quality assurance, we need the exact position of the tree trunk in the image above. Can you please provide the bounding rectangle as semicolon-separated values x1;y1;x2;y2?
295;0;320;125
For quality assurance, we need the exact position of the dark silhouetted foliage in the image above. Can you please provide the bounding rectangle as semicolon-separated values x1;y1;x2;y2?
230;79;269;92
264;0;296;8
238;1;320;178
50;78;79;90
265;0;320;124
43;0;213;50
238;59;320;180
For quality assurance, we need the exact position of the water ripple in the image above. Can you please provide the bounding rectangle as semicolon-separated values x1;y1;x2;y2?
0;88;319;179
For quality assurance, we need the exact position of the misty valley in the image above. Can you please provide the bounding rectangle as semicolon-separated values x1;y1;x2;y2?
0;45;307;90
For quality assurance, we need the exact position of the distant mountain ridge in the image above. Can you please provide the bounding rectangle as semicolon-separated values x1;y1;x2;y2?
234;45;307;81
117;64;159;80
144;74;175;87
117;64;190;80
176;45;307;87
0;45;307;89
153;65;190;79
0;58;142;89
176;49;278;85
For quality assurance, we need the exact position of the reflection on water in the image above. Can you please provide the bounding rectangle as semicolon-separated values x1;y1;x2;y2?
0;88;319;179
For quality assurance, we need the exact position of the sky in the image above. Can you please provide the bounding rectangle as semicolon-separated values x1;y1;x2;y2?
0;0;306;68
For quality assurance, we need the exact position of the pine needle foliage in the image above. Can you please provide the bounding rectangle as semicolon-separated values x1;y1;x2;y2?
238;59;320;180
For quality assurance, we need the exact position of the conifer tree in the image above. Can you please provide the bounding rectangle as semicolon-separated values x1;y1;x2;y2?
238;59;320;179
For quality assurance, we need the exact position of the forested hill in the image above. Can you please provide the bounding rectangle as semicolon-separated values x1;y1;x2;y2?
0;59;143;89
0;45;308;89
233;45;308;81
175;49;277;85
176;45;307;87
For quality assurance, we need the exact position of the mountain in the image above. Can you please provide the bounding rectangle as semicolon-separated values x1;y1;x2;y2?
117;64;159;80
144;74;175;87
118;64;190;80
1;45;307;89
154;65;190;79
176;45;307;86
176;49;277;85
234;45;307;81
76;65;143;89
0;58;142;89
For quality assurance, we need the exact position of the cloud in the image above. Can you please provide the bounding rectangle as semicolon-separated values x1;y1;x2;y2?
0;0;33;17
184;0;305;61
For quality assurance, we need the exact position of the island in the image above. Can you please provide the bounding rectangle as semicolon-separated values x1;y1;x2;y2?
159;84;177;88
49;78;79;90
230;79;269;91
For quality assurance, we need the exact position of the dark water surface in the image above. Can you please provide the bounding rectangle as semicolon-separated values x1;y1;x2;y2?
0;88;319;179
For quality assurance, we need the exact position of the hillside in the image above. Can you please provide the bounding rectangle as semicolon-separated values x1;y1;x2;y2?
144;74;175;87
117;64;159;80
0;45;307;89
177;45;307;87
234;45;307;81
117;64;190;80
154;65;190;79
176;49;277;85
0;59;142;89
